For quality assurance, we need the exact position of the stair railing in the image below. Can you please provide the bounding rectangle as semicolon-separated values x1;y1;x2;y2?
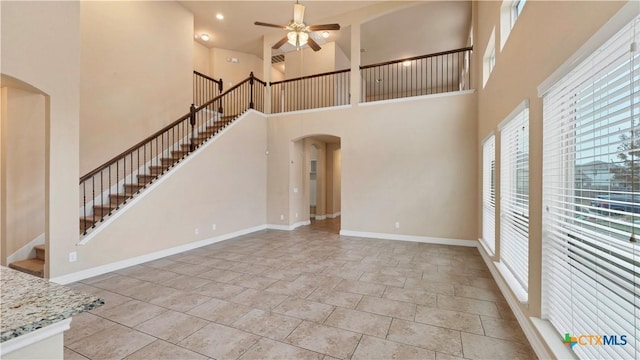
270;69;351;113
79;73;265;235
193;70;223;112
360;46;473;102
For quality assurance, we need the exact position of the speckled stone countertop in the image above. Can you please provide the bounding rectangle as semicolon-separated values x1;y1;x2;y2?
0;266;103;342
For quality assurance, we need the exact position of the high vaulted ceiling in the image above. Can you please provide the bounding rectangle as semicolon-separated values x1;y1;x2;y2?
180;1;472;65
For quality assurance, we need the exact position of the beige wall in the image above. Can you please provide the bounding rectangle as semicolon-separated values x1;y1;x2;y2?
80;1;193;175
474;0;627;343
194;41;211;76
326;143;341;215
2;87;46;259
58;111;267;276
1;1;81;278
284;42;338;79
210;48;264;88
268;92;477;240
304;139;327;218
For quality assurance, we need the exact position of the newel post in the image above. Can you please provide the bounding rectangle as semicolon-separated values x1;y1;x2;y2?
189;103;196;152
218;79;224;114
249;72;255;109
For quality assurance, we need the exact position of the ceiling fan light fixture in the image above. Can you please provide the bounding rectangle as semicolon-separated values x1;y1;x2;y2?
216;13;224;20
200;34;210;41
298;31;309;45
321;31;330;39
287;31;309;47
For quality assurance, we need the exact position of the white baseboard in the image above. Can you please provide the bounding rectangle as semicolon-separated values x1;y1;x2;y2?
51;224;267;285
326;212;341;219
477;244;552;360
7;233;45;264
315;215;327;220
339;230;476;247
266;220;310;231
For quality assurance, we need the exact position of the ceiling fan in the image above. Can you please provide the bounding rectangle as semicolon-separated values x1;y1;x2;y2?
254;1;340;52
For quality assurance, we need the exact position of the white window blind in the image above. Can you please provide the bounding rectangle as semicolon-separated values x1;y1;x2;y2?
500;104;529;295
483;134;496;254
542;14;639;360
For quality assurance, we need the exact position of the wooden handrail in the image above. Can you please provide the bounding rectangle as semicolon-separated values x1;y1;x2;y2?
270;68;351;86
193;70;222;85
81;74;266;182
80;112;191;182
195;76;254;112
359;46;473;70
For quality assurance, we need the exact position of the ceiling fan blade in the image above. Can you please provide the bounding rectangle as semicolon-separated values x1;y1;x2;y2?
293;3;305;24
272;36;289;50
255;21;288;30
307;37;321;52
307;24;341;31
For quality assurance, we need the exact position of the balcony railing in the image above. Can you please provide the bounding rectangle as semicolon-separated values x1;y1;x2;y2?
270;69;350;113
360;46;472;102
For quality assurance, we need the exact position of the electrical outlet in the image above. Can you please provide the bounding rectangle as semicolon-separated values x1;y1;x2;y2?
293;187;299;193
280;214;284;220
195;228;199;235
212;224;217;231
69;252;77;262
295;212;299;218
395;222;400;229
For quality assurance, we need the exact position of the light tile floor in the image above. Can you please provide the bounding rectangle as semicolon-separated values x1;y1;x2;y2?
65;218;536;359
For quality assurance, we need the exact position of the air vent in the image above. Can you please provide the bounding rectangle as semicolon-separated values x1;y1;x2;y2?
271;54;285;64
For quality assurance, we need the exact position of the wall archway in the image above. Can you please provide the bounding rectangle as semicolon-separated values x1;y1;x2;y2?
289;134;341;233
0;74;49;272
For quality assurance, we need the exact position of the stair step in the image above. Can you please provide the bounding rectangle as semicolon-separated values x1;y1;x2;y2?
34;245;45;261
109;193;132;204
93;204;117;217
160;157;181;166
171;150;190;158
137;174;157;183
149;165;169;175
9;258;45;278
123;183;145;193
181;143;203;150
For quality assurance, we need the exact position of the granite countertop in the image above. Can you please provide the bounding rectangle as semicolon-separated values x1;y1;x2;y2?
0;266;103;342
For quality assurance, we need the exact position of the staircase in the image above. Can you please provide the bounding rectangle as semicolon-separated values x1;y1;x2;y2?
79;72;266;236
80;115;236;234
9;245;45;278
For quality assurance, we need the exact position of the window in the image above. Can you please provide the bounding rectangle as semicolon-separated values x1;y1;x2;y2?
542;14;639;360
483;28;496;88
512;0;526;24
482;134;496;254
500;0;526;50
499;102;529;301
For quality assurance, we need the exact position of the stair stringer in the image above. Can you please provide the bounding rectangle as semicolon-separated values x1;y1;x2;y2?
77;109;266;246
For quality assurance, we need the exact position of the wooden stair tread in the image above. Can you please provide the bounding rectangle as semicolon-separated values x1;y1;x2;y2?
9;258;44;278
34;245;45;261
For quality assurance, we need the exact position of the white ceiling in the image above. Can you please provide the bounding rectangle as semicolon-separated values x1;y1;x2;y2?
180;1;472;64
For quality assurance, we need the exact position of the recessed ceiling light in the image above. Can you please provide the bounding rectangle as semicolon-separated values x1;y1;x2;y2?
216;13;224;20
321;31;330;39
200;34;210;41
402;60;411;67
